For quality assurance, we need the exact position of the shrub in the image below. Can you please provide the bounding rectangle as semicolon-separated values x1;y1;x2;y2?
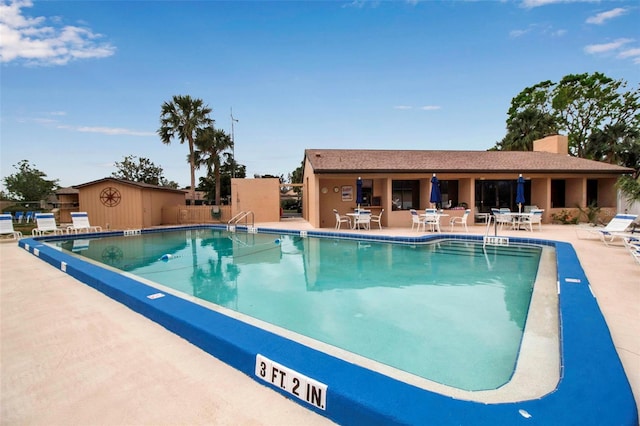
551;209;579;224
576;202;602;225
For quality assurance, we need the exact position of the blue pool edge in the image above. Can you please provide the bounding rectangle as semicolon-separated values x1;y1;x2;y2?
18;228;638;426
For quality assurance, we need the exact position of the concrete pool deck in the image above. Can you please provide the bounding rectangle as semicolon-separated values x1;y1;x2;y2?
1;222;638;424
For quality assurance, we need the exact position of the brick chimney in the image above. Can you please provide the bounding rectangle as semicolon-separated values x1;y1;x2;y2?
533;135;568;155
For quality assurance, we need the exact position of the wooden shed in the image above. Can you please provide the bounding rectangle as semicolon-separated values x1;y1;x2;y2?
75;178;187;230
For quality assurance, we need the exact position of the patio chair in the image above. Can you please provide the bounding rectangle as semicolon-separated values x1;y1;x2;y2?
24;211;35;223
67;212;102;234
492;208;514;230
333;209;350;230
423;212;441;232
0;214;22;240
519;209;543;232
32;213;65;237
14;212;24;223
370;209;384;229
474;207;489;224
450;209;470;232
410;209;423;231
575;213;638;245
353;211;371;230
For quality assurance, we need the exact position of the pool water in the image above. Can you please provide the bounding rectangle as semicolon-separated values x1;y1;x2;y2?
58;229;541;391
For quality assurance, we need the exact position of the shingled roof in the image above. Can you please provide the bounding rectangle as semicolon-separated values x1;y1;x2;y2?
305;149;634;175
74;177;187;194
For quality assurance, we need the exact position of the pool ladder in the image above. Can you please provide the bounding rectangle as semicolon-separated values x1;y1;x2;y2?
228;211;254;228
483;215;509;248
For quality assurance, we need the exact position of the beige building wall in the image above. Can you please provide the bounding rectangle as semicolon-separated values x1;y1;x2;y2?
533;135;569;154
79;182;142;230
231;178;280;223
305;169;624;229
78;180;185;230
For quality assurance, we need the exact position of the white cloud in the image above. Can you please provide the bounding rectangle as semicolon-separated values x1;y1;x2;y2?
550;29;567;37
586;8;628;25
66;125;155;137
618;47;640;64
341;0;381;9
510;24;566;39
584;38;633;54
16;112;153;136
0;0;115;65
510;29;530;38
393;105;412;110
521;0;597;8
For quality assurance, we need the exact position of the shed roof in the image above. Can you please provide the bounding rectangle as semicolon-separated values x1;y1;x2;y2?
74;177;188;194
55;186;79;195
304;149;634;175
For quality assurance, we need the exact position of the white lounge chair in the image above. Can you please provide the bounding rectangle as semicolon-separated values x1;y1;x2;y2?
333;209;350;230
450;209;470;232
32;213;65;237
370;209;384;229
67;212;102;234
576;213;638;245
0;214;22;240
622;235;640;265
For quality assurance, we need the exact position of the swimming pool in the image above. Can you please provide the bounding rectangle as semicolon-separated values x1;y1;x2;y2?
20;225;638;425
55;229;541;392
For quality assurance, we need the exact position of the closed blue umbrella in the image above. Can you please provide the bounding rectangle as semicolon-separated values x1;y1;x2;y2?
430;174;442;208
356;177;363;210
516;174;526;213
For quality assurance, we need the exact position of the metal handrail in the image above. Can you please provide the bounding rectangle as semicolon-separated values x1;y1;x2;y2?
227;210;254;227
483;215;494;248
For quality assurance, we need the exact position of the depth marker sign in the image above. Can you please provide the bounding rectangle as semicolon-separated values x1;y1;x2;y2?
255;354;327;410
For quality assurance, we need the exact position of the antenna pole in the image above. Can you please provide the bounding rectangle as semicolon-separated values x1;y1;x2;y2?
230;108;238;178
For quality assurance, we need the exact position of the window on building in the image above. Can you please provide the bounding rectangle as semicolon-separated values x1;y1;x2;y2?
392;180;420;210
587;179;598;206
551;180;566;208
361;179;373;206
440;180;459;208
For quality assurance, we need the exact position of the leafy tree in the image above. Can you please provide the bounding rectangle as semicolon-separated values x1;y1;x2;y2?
494;108;558;151
194;127;233;205
256;174;283;181
290;162;304;184
158;95;213;204
616;175;640;205
112;155;178;188
503;72;640;159
3;160;59;201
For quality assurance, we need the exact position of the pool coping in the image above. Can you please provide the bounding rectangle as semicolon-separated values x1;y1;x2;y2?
19;226;638;425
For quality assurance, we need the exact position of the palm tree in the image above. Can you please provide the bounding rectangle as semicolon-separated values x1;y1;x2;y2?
194;126;234;205
496;108;558;151
158;95;213;205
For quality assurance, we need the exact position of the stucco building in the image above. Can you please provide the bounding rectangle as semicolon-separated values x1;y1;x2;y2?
302;135;634;229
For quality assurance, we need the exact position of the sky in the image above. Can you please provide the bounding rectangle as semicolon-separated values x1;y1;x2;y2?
1;0;639;191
